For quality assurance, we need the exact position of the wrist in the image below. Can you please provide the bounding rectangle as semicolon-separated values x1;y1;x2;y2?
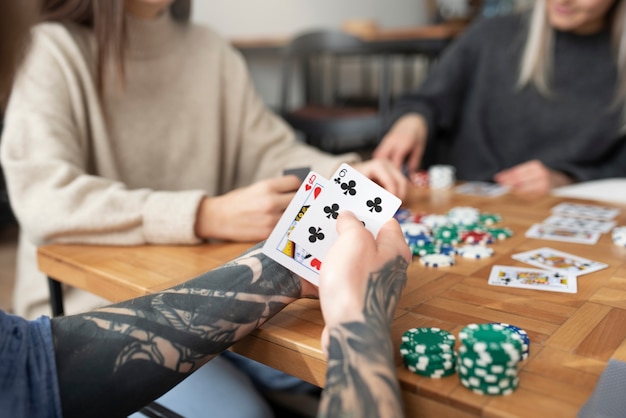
194;196;221;239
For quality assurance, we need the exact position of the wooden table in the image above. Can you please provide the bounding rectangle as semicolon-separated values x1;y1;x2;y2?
39;188;626;417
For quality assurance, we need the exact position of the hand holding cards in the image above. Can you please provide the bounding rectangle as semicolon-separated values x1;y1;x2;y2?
263;164;402;285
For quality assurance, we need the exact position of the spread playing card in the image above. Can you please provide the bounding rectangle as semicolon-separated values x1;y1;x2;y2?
551;202;620;221
455;181;509;197
262;171;328;286
525;223;600;245
488;265;577;293
511;247;608;276
542;214;616;234
289;163;402;261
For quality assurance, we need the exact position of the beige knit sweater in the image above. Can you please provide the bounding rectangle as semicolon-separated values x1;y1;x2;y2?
1;12;357;318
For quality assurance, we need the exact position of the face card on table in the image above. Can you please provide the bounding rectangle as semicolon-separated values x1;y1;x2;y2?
511;247;608;276
262;171;327;286
551;202;620;221
525;223;600;245
488;265;577;293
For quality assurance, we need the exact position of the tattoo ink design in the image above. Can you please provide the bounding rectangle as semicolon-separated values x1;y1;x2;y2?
51;243;302;418
319;255;408;418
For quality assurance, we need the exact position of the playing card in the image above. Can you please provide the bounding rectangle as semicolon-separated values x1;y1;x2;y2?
511;247;608;276
525;223;600;245
542;215;616;234
455;181;509;197
328;163;402;232
262;171;328;286
551;202;620;221
288;184;378;261
289;163;402;261
488;265;577;293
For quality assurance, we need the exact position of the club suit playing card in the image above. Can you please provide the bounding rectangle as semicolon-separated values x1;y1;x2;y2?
289;163;402;261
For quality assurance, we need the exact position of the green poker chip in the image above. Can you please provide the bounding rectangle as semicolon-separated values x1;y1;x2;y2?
479;213;502;226
459;323;523;358
400;328;456;354
486;227;513;240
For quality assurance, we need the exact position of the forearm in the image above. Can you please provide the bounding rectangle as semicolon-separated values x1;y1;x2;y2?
51;242;302;418
317;255;407;418
318;324;403;418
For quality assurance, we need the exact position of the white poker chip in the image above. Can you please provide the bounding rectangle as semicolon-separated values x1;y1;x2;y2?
613;226;626;247
401;222;430;236
419;254;455;267
457;245;494;259
421;215;450;229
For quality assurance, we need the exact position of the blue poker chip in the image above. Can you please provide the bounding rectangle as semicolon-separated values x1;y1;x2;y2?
394;208;413;223
419;254;455;267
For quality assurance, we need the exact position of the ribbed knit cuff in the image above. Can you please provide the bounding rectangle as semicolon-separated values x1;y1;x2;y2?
142;190;206;244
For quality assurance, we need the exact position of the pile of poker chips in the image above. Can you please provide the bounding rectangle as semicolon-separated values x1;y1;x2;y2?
400;327;457;378
613;226;626;247
410;170;429;188
457;323;525;396
396;206;513;267
428;165;456;190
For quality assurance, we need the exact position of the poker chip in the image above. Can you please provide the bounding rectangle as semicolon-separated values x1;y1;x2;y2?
420;254;455;267
491;322;530;360
428;165;456;190
394;208;413;223
401;327;456;354
486;227;513;240
421;214;450;229
457;245;494;259
433;226;460;245
410;171;429;188
401;327;457;378
411;242;439;257
460;230;494;245
436;243;458;256
448;207;480;226
613;226;626;247
401;222;431;237
479;213;502;226
457;323;524;396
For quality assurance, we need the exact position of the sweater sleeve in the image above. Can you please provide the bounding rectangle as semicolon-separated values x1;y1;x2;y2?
387;19;485;140
217;42;360;185
0;24;204;246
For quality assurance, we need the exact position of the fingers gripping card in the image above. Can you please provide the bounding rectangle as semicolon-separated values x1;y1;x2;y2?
262;171;328;286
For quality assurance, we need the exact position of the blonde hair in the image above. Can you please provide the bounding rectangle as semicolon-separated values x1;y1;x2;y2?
518;0;626;105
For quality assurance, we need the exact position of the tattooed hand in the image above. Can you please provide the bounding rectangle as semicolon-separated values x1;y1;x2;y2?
318;211;411;418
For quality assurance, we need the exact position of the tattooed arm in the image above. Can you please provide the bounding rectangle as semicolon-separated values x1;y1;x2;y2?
51;243;317;418
317;211;411;418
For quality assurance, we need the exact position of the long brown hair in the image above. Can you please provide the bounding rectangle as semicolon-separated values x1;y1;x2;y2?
0;2;38;107
39;0;191;93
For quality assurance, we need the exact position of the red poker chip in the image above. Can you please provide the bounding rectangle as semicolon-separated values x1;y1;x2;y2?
411;171;429;188
460;231;494;245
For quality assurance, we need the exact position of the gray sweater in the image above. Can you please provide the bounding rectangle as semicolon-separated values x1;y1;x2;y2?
391;14;626;182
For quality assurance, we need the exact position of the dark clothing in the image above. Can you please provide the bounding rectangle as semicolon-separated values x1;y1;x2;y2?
0;312;62;418
391;14;626;182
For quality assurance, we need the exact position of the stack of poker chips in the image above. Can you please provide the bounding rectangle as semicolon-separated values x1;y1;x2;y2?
613;226;626;247
457;323;525;396
400;327;457;378
428;165;456;190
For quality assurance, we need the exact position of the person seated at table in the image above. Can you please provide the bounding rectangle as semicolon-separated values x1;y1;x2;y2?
4;212;410;418
0;0;407;416
373;0;626;197
0;0;407;321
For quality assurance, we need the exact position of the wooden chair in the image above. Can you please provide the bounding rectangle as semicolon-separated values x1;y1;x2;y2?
278;30;391;154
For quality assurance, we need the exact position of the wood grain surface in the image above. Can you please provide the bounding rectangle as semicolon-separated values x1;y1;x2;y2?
38;187;626;417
